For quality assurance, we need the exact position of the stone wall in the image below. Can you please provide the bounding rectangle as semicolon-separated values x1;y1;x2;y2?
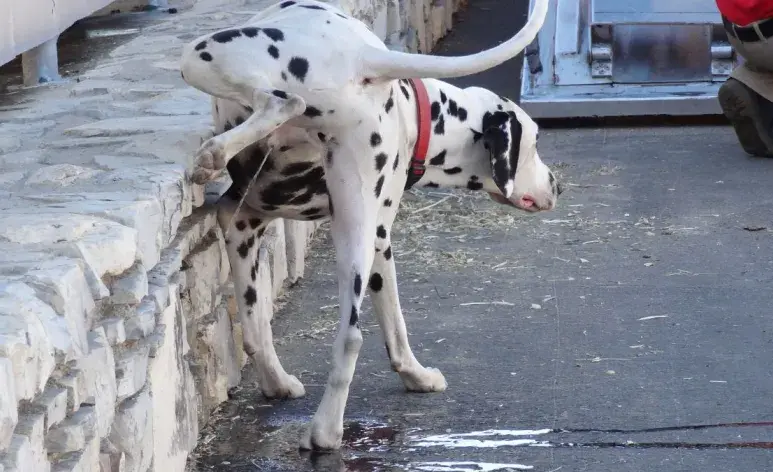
0;0;464;470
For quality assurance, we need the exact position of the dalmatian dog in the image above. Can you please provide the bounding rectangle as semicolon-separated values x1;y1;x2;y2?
179;0;557;451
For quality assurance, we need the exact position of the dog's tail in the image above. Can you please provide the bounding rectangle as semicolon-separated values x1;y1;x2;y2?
359;0;548;81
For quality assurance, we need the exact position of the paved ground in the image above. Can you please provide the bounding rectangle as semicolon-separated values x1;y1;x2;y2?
188;4;773;472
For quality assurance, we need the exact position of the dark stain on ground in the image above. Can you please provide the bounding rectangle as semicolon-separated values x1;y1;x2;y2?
0;9;170;93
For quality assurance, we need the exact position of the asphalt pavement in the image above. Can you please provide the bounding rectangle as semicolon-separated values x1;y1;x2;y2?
187;1;773;471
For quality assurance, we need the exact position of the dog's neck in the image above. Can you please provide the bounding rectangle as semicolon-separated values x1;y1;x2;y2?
400;78;500;194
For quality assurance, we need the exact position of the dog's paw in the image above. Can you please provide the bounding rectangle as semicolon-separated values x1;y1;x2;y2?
261;374;306;399
191;138;226;184
299;418;344;451
401;366;447;393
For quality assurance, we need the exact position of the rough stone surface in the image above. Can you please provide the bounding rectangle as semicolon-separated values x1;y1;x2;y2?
0;0;459;468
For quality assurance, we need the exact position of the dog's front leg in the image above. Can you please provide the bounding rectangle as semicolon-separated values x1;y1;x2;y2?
299;138;385;451
370;194;447;393
217;191;305;399
191;90;306;184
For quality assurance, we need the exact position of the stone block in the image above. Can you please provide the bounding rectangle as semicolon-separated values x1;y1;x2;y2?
76;329;117;438
25;164;102;187
19;259;95;360
99;318;127;346
0;358;17;450
148;288;197;472
52;371;83;414
30;386;68;430
0;283;56;401
105;388;152;472
192;304;240;426
12;412;49;472
125;301;156;341
115;344;150;402
50;434;99;472
261;220;288;298
110;262;149;305
45;407;96;454
0;433;51;472
181;233;226;320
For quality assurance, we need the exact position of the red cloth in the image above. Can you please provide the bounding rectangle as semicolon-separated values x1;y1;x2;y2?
716;0;773;26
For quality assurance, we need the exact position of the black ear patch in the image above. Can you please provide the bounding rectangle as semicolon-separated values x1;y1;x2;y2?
481;110;521;197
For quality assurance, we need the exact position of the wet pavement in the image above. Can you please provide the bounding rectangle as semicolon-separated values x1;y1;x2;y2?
187;2;773;472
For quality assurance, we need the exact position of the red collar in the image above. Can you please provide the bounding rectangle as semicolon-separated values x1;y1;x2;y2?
405;78;431;189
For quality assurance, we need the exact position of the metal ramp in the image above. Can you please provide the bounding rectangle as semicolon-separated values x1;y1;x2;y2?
520;0;737;118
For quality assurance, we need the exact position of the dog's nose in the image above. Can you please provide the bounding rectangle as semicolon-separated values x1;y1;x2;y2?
556;181;564;196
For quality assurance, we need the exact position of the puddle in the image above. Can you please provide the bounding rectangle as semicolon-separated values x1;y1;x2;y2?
343;421;399;452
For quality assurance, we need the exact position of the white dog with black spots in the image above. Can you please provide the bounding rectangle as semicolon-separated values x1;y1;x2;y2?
179;0;558;451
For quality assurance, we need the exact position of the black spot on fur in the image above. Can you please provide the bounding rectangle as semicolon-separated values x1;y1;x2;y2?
199;52;213;61
497;104;503;110
195;41;207;50
336;12;347;18
467;178;483;190
249;218;261;229
349;306;358;325
262;204;279;212
243;105;253;114
237;240;250;258
472;129;483;142
369;273;383;292
317;132;326;141
242;27;259;37
353;273;362;296
235;221;247;231
429;150;446;166
304;106;322;117
328;195;335;217
374;175;385;197
384;96;394;113
383;198;393;207
444;166;462;175
268;45;280;58
440;90;447;104
376;225;387;239
281;71;288;81
430;102;441;121
260;166;325;205
434;115;445;135
447;99;458;117
280;0;295;7
234;116;245;126
301;4;325;9
375;152;388;171
262;28;285;41
288;57;309;82
458;107;468;122
424;182;439;188
400;84;410;100
326;149;334;165
272;89;288;99
212;29;242;43
282;161;314;175
280;145;293;152
250;265;257;281
244;287;257;306
384;246;392;260
370;132;382;147
392;153;399;171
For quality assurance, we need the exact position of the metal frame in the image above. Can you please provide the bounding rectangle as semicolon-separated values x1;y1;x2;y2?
520;0;737;119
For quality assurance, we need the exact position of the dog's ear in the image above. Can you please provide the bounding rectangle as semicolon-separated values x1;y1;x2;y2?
482;110;522;198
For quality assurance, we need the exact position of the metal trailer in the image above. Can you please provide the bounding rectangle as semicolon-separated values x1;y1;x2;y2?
520;0;739;119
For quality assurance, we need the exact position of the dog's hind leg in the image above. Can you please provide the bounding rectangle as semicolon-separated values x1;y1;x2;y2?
217;189;305;399
191;90;306;184
370;187;447;393
299;131;393;451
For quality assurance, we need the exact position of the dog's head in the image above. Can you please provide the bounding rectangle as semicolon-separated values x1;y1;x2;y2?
480;105;561;212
